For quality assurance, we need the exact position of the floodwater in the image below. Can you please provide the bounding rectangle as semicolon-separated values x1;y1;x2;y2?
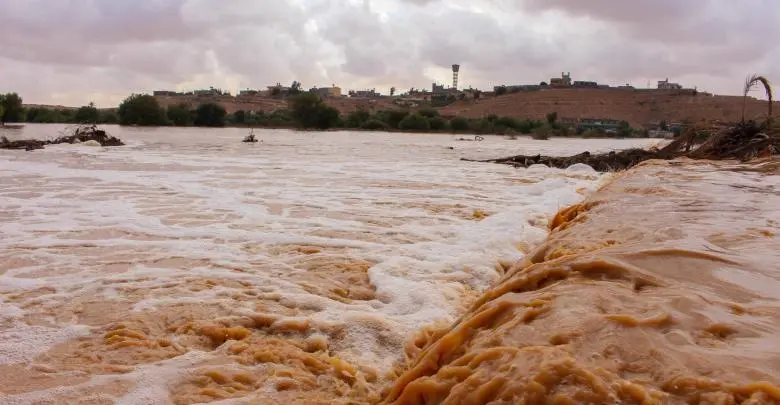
6;124;773;404
384;159;780;404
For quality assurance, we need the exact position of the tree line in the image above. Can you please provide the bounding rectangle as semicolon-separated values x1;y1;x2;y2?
2;92;645;137
2;93;117;124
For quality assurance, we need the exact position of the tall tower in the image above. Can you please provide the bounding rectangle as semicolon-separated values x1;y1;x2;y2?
452;64;460;90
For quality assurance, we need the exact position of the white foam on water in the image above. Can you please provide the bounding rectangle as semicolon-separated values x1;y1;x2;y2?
0;126;657;401
566;163;597;173
1;350;212;405
0;321;91;365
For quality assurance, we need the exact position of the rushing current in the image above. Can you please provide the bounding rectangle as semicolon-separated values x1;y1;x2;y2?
384;159;780;405
1;125;662;404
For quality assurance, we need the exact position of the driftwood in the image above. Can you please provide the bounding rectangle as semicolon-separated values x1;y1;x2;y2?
464;148;660;172
1;124;124;151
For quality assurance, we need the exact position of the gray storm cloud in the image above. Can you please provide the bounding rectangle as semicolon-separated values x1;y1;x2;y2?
0;0;777;106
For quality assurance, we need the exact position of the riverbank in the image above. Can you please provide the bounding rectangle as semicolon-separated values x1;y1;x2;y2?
382;158;780;404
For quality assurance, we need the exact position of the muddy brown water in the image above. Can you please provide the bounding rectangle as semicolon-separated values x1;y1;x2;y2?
3;126;778;404
384;159;780;404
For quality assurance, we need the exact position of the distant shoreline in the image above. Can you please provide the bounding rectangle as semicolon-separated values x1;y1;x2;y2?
11;122;663;140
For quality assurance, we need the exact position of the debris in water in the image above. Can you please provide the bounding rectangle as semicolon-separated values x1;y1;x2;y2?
455;135;484;142
0;124;124;151
243;128;259;143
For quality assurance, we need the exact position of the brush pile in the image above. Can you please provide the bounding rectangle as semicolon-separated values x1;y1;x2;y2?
467;148;660;172
676;120;777;161
1;124;124;151
466;74;778;172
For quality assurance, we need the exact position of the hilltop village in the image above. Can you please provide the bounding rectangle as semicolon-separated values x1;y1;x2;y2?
152;72;702;134
149;70;776;136
5;69;778;137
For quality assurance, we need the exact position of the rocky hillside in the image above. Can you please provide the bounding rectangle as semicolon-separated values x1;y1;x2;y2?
154;89;777;129
439;89;778;127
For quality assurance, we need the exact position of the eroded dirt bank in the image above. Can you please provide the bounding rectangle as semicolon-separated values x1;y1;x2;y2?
383;158;780;404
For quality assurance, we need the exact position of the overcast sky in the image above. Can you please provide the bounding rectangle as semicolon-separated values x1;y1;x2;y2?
1;0;778;107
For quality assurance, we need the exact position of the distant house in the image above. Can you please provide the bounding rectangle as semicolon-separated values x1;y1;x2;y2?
194;87;225;97
657;78;683;90
460;89;482;100
406;89;433;101
153;91;180;96
578;118;622;132
313;86;342;98
550;72;572;88
558;117;579;128
349;89;381;98
496;84;541;93
572;81;598;88
431;83;459;96
267;84;291;95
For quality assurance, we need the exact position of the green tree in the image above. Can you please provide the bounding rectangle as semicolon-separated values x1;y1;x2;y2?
58;109;74;123
74;103;100;124
194;103;227;127
344;110;370;128
290;92;324;128
494;86;508;96
532;126;551;140
398;113;430;131
289;93;340;129
0;93;24;123
289;81;302;95
429;116;448;131
515;119;541;134
618;121;632;138
315;106;341;130
361;119;388;130
546;112;558;126
517;120;534;134
496;116;518;130
118;94;165;126
233;110;247;124
167;103;192;126
379;110;409;129
418;108;439;118
450;116;469;132
390;87;396;97
0;105;4;123
269;108;292;122
99;110;118;124
659;120;669;131
27;107;60;123
267;108;294;127
469;118;493;134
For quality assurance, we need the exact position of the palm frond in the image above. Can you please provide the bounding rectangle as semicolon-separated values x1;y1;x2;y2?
742;74;773;122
